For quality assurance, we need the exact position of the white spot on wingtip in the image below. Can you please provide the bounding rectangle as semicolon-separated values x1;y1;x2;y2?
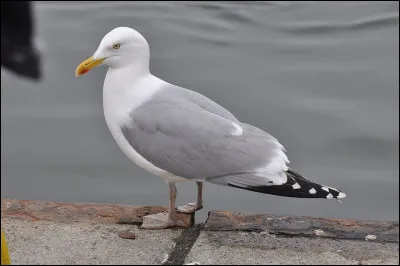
338;192;346;199
292;183;301;189
321;186;329;192
326;193;334;199
326;186;339;192
231;122;243;136
309;188;317;194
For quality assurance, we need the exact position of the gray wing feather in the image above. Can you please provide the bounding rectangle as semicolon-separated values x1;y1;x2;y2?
150;84;240;123
179;88;240;123
121;99;285;182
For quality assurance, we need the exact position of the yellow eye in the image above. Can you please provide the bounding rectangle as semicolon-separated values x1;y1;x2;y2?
112;43;120;49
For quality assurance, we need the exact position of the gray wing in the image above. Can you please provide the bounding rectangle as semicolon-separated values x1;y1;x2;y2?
178;87;240;123
172;85;281;143
176;85;279;142
150;84;240;123
121;101;289;186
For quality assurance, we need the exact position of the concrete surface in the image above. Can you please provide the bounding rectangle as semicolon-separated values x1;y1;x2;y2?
2;218;181;265
1;198;399;265
185;231;399;265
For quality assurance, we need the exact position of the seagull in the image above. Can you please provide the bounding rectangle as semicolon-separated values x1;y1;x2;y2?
75;27;346;230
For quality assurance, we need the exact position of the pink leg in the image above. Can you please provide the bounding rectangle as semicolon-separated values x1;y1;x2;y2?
177;182;203;214
140;182;178;230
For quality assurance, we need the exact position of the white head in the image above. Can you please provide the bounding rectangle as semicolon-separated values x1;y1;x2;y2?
75;27;150;76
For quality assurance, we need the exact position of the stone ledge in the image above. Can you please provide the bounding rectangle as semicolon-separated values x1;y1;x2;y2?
2;198;398;243
205;210;399;243
2;198;399;265
1;198;194;228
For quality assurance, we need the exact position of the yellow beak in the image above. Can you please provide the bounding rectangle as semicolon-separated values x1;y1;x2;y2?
75;56;105;77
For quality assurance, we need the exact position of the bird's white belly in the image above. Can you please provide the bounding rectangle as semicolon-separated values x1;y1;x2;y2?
104;114;188;183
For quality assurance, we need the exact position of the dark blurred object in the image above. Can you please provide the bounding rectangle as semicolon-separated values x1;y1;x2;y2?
1;1;42;81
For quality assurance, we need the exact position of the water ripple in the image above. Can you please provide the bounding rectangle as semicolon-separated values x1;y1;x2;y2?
277;11;398;35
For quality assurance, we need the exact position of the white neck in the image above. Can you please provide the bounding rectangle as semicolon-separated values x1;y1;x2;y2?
104;59;149;88
102;62;165;125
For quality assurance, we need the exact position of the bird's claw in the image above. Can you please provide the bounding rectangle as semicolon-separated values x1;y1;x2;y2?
176;202;203;214
140;212;184;230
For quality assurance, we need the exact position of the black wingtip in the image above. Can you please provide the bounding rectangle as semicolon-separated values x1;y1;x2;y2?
229;169;347;200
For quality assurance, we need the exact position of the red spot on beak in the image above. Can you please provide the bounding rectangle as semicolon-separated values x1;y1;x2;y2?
80;68;89;75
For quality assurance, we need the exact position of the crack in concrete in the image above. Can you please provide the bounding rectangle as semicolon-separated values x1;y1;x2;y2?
163;224;204;265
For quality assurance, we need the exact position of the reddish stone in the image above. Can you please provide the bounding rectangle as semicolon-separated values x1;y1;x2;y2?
1;198;194;228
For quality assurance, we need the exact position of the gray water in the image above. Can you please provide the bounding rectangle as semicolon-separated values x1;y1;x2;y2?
1;1;399;222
